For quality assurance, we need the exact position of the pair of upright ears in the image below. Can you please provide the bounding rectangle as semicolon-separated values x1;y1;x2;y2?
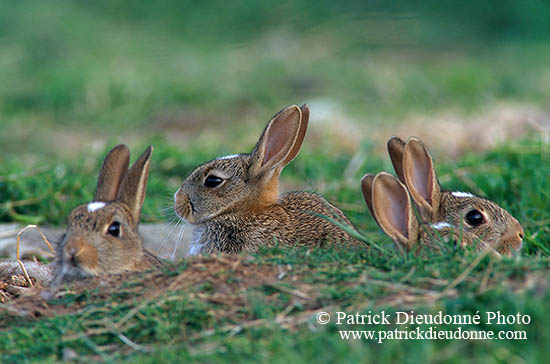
361;137;443;250
250;104;310;178
387;137;442;221
95;145;153;224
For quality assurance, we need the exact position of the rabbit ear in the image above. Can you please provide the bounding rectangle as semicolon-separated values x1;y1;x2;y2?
387;136;406;184
117;146;153;224
372;172;418;250
403;137;441;220
360;174;376;221
95;145;130;201
282;103;309;166
250;105;304;178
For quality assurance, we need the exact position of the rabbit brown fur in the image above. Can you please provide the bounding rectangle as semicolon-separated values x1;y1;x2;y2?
362;137;524;256
52;145;162;284
174;104;359;254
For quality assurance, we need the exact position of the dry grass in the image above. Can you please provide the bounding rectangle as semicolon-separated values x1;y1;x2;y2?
2;252;548;322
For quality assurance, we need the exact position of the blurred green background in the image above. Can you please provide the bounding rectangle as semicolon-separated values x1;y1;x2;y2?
0;0;549;230
1;3;550;363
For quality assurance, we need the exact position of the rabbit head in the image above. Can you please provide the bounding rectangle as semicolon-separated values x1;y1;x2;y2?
173;104;357;254
362;172;478;251
52;145;156;284
382;136;524;255
174;104;309;225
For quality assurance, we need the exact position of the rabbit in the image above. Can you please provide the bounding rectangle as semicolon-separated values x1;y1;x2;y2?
174;104;360;254
361;171;488;253
51;144;162;285
361;136;524;256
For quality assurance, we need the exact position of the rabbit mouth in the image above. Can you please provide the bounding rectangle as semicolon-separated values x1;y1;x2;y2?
51;259;93;286
497;237;523;256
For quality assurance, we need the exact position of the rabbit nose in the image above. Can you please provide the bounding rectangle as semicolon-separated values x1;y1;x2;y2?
65;238;83;266
514;220;524;241
174;188;187;205
502;218;524;250
174;188;180;204
174;190;195;222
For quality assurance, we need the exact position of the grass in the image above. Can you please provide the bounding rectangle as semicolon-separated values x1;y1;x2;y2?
1;137;548;243
1;1;550;362
0;246;548;363
0;137;549;363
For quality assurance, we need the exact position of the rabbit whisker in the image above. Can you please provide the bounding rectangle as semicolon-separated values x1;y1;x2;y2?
172;222;187;260
156;219;180;255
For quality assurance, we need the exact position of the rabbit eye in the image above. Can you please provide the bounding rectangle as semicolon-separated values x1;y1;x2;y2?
204;175;223;188
107;221;121;237
465;209;484;227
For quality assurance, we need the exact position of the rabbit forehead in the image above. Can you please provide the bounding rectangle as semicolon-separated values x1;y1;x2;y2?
216;154;241;161
68;202;133;229
440;192;511;228
87;202;106;212
189;154;250;180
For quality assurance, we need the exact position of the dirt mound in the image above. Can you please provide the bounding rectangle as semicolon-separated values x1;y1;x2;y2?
0;255;285;318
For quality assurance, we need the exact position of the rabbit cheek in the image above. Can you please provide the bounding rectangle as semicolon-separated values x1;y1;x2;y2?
257;173;279;207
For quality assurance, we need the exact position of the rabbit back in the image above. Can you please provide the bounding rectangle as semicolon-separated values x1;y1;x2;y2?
189;191;359;254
